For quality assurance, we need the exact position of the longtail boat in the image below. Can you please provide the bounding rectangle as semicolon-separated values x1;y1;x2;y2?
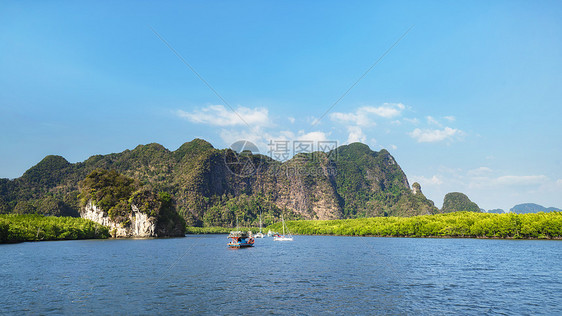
227;231;255;248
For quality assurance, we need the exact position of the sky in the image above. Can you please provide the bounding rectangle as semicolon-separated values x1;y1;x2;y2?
1;1;561;211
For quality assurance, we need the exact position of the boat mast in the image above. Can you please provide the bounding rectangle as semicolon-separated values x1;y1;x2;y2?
282;214;285;235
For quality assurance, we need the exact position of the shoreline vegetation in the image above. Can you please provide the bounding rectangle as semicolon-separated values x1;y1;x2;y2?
0;214;110;243
3;211;561;243
185;226;260;234
266;211;562;239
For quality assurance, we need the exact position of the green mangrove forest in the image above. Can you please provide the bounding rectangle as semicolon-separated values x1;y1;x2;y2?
267;211;562;239
0;214;110;243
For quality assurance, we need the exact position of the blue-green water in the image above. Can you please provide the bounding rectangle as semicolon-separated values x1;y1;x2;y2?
1;235;560;315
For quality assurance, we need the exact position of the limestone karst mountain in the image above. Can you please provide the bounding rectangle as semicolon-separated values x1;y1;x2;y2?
0;139;439;226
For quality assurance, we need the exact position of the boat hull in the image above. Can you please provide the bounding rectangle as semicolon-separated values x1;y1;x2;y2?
228;242;254;248
273;236;293;241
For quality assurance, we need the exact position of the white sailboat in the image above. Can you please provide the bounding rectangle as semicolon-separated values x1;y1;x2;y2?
274;214;293;241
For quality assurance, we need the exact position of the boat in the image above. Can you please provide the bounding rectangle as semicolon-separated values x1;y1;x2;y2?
267;229;280;237
273;214;293;241
227;231;255;248
255;211;264;238
228;215;255;248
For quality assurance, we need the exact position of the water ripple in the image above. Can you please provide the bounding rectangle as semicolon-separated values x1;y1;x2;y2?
0;237;560;315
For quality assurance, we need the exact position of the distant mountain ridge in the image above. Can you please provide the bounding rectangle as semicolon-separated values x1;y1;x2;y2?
0;139;441;226
510;203;561;214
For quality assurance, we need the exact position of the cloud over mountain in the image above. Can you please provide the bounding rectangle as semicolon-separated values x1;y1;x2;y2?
176;105;270;127
409;127;464;143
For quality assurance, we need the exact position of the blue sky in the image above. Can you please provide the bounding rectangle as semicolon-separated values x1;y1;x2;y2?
1;1;561;211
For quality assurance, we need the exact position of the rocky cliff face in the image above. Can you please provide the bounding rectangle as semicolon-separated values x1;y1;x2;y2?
81;200;185;238
412;182;422;195
81;201;157;238
267;152;342;220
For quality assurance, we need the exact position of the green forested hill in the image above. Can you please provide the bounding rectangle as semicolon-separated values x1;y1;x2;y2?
0;139;439;226
442;192;480;213
333;143;437;217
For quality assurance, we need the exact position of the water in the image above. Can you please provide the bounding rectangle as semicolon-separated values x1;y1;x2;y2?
1;236;560;315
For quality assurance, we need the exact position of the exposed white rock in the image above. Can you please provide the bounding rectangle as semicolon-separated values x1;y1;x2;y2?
412;182;422;195
81;201;157;238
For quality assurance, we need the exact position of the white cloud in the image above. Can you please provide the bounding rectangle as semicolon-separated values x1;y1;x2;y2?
409;127;464;143
298;131;329;143
444;116;456;122
288;117;295;123
218;128;330;156
467;167;493;176
330;103;405;126
404;118;419;124
265;130;330;143
219;126;263;144
176;105;269;127
411;175;443;186
495;175;549;186
390;144;398;150
557;179;562;186
467;173;551;190
346;126;366;144
329;111;373;126
362;103;405;118
396;103;406;110
426;116;441;126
